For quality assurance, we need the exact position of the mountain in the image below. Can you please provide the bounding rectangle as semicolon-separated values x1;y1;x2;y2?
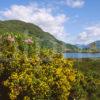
76;41;100;52
76;44;88;49
88;40;100;50
76;41;100;50
0;20;78;52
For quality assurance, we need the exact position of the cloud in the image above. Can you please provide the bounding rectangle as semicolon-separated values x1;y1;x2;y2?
77;25;100;44
1;4;69;42
66;0;85;8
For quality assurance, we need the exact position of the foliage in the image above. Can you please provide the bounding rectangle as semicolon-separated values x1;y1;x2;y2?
74;59;100;99
0;33;97;100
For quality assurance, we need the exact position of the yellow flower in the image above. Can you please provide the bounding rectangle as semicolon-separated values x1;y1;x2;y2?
56;68;62;75
68;75;75;81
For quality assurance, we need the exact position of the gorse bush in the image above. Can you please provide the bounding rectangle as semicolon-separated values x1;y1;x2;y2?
0;33;96;100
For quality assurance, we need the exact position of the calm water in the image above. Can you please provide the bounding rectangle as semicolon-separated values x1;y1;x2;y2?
64;53;100;58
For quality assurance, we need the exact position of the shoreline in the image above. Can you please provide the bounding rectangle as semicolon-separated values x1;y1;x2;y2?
64;51;100;53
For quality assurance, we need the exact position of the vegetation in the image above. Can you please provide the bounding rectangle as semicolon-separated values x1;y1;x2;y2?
74;58;100;100
0;33;97;100
0;20;78;52
0;20;99;100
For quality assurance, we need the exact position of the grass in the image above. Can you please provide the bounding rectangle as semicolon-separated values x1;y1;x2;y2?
73;58;100;100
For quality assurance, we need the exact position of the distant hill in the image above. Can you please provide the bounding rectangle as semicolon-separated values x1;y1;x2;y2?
76;41;100;52
76;44;88;49
88;40;100;50
0;20;78;52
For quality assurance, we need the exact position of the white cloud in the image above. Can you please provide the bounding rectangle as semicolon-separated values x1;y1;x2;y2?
77;25;100;44
66;0;85;8
1;4;69;42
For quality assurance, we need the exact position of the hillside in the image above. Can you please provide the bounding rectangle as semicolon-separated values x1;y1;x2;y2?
89;41;100;50
0;20;78;52
76;41;100;52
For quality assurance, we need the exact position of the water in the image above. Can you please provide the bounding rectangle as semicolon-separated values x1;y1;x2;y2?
64;53;100;58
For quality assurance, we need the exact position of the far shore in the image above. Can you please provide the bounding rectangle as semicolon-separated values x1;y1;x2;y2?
64;51;100;53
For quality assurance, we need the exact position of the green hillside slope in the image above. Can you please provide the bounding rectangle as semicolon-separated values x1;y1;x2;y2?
0;20;78;52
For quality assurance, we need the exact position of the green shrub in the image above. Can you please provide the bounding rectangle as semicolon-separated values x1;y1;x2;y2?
0;33;96;100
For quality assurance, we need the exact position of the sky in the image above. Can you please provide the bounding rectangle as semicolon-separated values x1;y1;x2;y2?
0;0;100;44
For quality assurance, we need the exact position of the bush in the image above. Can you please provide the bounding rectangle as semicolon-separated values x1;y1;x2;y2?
0;33;96;100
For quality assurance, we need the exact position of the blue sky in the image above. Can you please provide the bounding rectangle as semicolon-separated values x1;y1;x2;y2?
0;0;100;44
